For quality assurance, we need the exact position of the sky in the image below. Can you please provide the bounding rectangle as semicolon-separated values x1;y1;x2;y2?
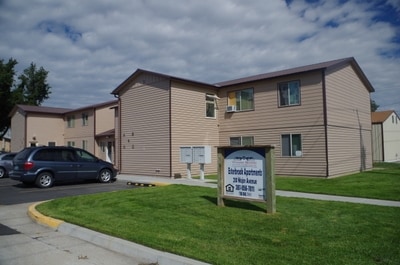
0;0;399;115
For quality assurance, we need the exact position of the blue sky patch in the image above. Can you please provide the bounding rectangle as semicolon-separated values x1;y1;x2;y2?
38;20;82;42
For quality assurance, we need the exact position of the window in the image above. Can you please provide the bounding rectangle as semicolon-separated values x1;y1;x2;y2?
82;113;88;126
227;88;254;111
281;134;302;157
67;115;75;128
279;81;300;107
230;136;254;146
48;142;56;146
82;140;88;150
67;141;75;147
205;94;216;118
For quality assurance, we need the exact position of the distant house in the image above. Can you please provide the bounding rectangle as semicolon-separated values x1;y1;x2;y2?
371;110;400;162
0;129;11;152
112;57;374;178
9;100;117;163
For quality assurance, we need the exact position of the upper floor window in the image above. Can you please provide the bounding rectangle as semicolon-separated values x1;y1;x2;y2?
227;88;254;111
281;134;302;157
230;136;254;146
205;94;216;118
67;115;75;128
82;113;89;126
278;81;300;107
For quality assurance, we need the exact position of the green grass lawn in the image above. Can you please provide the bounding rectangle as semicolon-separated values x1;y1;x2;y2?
37;185;400;265
276;162;400;201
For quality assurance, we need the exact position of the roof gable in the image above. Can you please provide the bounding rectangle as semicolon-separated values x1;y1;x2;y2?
371;110;398;123
111;69;216;95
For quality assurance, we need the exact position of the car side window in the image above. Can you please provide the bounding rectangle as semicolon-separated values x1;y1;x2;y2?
75;150;97;162
61;150;76;162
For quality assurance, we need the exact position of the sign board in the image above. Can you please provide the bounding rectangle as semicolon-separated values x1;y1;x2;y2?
217;146;276;214
224;149;266;200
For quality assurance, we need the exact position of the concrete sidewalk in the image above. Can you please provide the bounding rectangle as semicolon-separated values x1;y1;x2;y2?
118;174;400;207
27;174;400;265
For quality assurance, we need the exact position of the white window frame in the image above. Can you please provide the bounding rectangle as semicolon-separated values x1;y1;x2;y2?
229;136;254;146
278;80;300;107
281;134;302;157
205;94;216;118
227;88;254;111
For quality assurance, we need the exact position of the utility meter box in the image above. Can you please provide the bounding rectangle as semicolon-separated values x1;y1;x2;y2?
193;146;211;164
180;146;193;163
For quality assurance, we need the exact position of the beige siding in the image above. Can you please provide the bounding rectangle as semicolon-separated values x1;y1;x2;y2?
26;114;65;148
119;73;171;176
95;104;116;134
64;110;95;153
170;81;219;177
325;64;373;176
218;71;328;176
10;109;26;152
327;126;372;176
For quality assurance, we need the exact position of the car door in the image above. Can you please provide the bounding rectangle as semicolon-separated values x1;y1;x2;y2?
51;149;78;182
74;149;100;180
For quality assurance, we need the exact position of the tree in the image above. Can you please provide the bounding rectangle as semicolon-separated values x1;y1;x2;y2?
371;99;379;112
0;58;51;138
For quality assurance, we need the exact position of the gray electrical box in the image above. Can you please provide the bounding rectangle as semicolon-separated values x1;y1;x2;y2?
180;146;193;163
193;146;211;164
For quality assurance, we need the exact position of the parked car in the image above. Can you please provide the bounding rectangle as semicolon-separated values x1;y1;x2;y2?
10;146;118;188
0;152;17;178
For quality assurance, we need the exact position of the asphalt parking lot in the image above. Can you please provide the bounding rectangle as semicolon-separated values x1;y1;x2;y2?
0;177;133;205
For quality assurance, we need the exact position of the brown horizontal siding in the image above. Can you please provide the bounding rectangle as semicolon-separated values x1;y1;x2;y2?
325;64;373;176
327;126;372;177
119;73;171;176
218;71;325;132
325;64;371;129
219;126;328;177
170;81;219;177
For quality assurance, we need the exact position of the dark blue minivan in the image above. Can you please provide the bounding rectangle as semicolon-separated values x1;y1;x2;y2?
10;146;118;188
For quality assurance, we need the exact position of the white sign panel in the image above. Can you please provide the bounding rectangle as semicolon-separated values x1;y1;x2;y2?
224;149;266;201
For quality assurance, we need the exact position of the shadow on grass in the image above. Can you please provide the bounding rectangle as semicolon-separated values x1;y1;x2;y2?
201;196;265;213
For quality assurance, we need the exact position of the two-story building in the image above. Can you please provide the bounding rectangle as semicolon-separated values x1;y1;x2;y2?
112;57;374;178
9;100;117;163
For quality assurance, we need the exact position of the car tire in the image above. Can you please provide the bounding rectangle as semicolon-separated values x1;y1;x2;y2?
99;169;112;183
36;172;54;188
0;167;5;178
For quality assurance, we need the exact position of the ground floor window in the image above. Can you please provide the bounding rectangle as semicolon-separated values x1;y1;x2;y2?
281;134;302;157
230;136;254;146
67;141;75;147
82;140;88;150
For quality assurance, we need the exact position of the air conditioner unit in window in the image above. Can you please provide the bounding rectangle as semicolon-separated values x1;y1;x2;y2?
226;105;237;112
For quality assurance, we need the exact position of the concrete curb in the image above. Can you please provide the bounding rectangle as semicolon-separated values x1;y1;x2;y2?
28;202;211;265
28;202;64;229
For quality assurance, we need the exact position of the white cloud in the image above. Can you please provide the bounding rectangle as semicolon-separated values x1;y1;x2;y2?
0;0;399;113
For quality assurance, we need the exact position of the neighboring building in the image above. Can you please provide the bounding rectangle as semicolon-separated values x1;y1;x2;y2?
9;100;117;163
0;129;11;152
112;57;374;178
371;110;400;162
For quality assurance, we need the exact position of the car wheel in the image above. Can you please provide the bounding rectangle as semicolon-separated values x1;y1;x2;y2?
99;169;112;183
0;167;5;178
36;172;54;188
